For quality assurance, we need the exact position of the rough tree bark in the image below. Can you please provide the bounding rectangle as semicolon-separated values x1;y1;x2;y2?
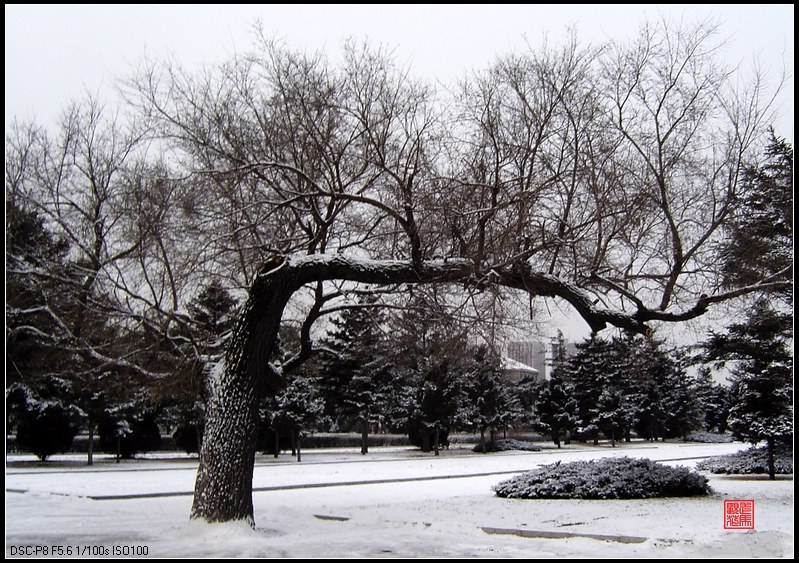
191;256;296;523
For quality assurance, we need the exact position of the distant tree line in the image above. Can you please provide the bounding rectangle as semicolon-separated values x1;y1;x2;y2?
9;283;787;465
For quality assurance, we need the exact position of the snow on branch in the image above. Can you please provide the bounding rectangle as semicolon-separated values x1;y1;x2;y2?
254;253;790;339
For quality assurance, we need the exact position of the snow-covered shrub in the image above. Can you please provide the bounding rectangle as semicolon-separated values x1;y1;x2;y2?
98;408;161;458
173;424;203;454
473;439;542;453
696;445;793;474
683;431;734;443
493;457;710;499
407;418;450;452
14;401;84;461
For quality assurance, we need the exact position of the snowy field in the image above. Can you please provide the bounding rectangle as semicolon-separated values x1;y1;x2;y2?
5;441;794;558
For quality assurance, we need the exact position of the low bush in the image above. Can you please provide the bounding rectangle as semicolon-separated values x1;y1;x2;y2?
683;431;734;443
473;439;542;453
98;411;161;458
15;402;84;461
173;424;203;454
696;445;793;475
407;419;449;452
493;457;710;499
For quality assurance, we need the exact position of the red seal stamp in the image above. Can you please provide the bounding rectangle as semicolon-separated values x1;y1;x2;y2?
724;499;755;529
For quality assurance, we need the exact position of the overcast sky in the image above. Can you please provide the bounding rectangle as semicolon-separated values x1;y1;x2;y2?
4;4;794;138
3;4;794;344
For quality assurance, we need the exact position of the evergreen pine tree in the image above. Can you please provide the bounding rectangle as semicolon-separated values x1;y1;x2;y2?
271;375;325;462
467;346;519;452
629;337;697;440
164;280;239;453
7;383;84;461
318;295;392;436
532;370;577;448
701;301;793;479
721;132;792;303
562;336;617;445
691;368;732;433
6;204;73;385
387;293;475;454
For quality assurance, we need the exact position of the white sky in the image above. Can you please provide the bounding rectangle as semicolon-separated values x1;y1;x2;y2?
4;4;794;137
3;4;794;345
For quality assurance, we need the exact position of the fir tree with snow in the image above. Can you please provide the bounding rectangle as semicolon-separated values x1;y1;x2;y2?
162;281;239;455
270;375;325;462
691;368;732;434
590;388;637;447
560;335;697;444
657;363;699;440
532;370;577;448
318;295;393;439
7;383;84;461
333;296;397;453
704;134;794;479
698;300;793;479
388;295;474;454
5;204;73;383
189;281;240;340
97;401;162;460
407;359;469;454
561;336;619;444
466;346;520;452
628;337;698;441
720;132;792;304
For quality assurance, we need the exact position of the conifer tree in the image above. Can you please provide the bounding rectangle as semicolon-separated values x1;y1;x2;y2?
701;301;793;479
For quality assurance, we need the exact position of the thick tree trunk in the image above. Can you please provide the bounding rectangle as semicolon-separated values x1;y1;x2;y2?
191;257;295;524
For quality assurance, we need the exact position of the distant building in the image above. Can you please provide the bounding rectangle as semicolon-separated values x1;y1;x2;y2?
506;340;548;376
507;338;578;379
501;357;541;384
548;338;578;373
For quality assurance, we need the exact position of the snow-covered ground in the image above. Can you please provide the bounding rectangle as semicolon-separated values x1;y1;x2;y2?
5;441;794;558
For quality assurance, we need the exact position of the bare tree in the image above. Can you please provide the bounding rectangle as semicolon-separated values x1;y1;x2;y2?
597;19;784;313
5;98;215;464
6;99;164;376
